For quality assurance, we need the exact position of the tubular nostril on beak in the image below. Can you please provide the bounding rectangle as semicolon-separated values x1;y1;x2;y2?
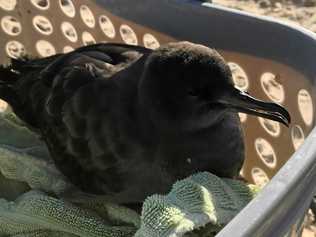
215;88;291;126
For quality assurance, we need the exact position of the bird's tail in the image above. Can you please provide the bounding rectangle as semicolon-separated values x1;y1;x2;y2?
0;54;64;129
0;57;49;128
0;62;20;109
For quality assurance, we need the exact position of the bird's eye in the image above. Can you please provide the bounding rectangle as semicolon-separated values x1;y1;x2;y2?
188;88;199;97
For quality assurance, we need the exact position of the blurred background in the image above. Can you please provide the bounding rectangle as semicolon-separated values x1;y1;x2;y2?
211;0;316;33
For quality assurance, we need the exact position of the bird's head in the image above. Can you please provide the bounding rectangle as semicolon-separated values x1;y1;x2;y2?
139;41;290;130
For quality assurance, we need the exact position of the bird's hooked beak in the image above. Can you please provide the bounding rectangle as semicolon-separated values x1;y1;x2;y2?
217;87;291;126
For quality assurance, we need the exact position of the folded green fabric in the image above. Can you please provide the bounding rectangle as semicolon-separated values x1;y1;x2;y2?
0;111;259;237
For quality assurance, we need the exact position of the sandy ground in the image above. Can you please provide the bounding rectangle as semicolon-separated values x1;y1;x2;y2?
207;0;316;236
212;0;316;32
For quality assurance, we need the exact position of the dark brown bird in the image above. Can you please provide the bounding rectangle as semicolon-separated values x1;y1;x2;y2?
0;42;290;205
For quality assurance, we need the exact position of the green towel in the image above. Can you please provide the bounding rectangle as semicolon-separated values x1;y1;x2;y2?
0;110;259;237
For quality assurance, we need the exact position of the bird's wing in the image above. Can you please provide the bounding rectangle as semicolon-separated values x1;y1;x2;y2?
33;43;152;117
6;43;152;194
39;43;152;83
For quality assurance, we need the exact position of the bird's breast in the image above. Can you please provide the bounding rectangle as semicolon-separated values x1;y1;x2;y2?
158;113;245;179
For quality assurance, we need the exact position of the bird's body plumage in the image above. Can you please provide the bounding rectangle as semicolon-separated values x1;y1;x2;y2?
0;42;289;204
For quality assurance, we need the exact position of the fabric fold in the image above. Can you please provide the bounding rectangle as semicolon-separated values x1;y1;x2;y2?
0;111;259;237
